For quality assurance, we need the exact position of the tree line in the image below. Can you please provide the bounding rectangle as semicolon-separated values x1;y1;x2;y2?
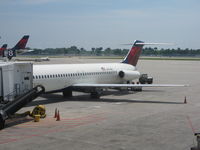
25;46;200;57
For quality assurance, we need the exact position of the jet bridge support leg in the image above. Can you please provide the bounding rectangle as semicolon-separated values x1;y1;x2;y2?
90;92;100;99
90;88;102;99
63;87;72;98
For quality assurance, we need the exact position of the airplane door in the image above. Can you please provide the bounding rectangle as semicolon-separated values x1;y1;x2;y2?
21;71;32;93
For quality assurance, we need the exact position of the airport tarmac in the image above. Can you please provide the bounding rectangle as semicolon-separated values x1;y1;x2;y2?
1;57;200;150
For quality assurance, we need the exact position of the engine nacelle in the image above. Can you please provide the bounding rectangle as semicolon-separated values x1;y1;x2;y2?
118;70;140;81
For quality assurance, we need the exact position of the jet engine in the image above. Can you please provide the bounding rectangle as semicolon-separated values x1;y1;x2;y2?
118;70;140;81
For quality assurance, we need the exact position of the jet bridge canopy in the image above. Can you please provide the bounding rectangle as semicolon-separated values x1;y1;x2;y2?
0;62;33;102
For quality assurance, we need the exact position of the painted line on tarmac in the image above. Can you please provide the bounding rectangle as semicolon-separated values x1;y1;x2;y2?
0;112;107;145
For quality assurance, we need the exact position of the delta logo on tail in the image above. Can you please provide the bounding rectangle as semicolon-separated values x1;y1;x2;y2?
122;41;173;66
122;40;144;66
13;35;29;50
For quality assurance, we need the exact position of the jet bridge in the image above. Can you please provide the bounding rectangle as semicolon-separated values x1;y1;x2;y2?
0;62;45;129
0;62;33;102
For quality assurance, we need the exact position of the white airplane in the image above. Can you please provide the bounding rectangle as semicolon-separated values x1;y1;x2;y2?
33;40;186;98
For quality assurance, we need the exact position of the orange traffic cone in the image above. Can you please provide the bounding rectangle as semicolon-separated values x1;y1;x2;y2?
56;110;60;121
54;108;57;118
184;96;187;104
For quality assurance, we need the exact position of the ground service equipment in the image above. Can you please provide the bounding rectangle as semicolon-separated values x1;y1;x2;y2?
0;85;45;129
139;74;153;84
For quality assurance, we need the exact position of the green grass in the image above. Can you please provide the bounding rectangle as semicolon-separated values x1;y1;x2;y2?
19;55;200;61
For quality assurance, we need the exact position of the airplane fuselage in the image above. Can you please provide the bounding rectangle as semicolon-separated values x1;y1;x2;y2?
33;63;140;92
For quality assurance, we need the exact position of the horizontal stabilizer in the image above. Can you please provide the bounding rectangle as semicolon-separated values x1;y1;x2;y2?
136;42;174;46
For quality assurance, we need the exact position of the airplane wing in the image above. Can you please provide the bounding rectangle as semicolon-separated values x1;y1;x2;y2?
72;83;188;88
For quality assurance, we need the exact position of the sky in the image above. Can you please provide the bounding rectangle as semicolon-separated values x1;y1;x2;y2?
0;0;200;50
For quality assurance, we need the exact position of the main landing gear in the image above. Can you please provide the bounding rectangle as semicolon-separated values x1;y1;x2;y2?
90;91;101;99
63;87;72;98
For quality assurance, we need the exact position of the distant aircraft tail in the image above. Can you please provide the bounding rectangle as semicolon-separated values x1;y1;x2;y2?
7;35;29;60
0;44;7;57
122;40;144;66
13;35;29;50
122;40;172;66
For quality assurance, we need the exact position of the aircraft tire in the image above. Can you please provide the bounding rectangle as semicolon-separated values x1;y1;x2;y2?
90;92;100;99
63;88;72;98
0;115;5;130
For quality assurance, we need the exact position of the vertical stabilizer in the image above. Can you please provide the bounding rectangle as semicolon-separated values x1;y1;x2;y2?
7;35;29;59
122;40;144;66
13;35;29;50
0;44;7;57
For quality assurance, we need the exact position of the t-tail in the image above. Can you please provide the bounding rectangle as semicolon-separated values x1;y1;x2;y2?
0;44;7;57
122;40;145;66
122;40;173;66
